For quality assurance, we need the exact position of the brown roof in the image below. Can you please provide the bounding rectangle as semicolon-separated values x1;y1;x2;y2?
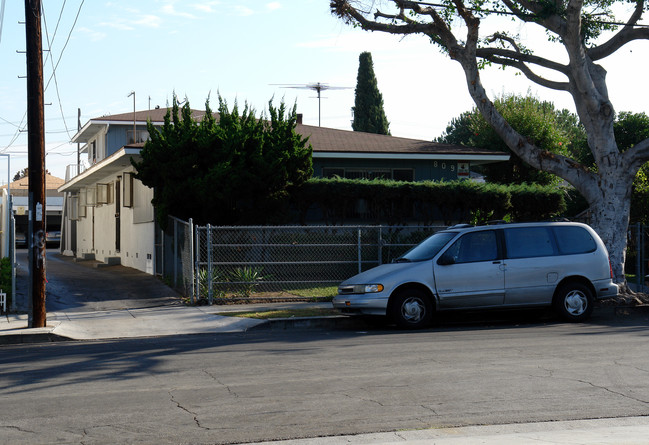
297;124;498;156
92;108;208;123
90;110;500;157
2;173;66;197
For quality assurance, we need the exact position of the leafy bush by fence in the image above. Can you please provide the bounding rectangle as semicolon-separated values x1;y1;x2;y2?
292;178;566;225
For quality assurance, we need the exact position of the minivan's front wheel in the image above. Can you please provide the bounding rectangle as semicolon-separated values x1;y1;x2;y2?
553;282;594;322
390;288;433;330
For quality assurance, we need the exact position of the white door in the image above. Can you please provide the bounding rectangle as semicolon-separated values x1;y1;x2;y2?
434;230;505;308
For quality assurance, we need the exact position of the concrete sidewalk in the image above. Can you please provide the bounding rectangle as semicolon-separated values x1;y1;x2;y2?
0;302;343;344
249;416;649;444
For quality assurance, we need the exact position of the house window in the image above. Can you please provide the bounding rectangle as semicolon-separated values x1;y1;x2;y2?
322;167;414;182
97;184;109;205
393;169;414;182
123;172;133;207
78;191;87;217
90;141;97;164
85;187;97;207
323;168;345;179
68;195;79;221
127;129;150;144
346;169;390;180
133;177;154;223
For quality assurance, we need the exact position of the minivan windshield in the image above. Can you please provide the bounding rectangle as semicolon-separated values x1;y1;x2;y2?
396;231;458;262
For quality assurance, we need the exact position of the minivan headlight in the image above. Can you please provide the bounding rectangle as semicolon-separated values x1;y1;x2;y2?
360;284;384;294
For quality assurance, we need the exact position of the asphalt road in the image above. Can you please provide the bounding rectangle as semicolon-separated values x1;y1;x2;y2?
2;309;649;444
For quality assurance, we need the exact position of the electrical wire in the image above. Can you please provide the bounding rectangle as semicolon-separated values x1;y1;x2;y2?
44;0;84;92
402;1;649;28
43;1;73;139
2;1;85;155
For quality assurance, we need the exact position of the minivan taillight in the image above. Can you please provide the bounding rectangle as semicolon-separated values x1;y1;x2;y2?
609;258;614;279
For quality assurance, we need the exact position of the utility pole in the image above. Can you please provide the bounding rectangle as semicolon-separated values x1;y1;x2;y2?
77;108;81;171
25;0;46;328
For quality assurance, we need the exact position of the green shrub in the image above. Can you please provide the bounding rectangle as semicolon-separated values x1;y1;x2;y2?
291;178;565;224
0;257;12;310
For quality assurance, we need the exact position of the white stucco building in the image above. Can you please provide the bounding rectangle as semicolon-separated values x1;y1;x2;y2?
59;108;206;274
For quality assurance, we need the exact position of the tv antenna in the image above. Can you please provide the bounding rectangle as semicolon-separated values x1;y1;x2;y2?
272;82;351;127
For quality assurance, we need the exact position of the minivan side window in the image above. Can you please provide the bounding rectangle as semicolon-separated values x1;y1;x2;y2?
505;227;554;258
444;230;499;264
553;226;597;254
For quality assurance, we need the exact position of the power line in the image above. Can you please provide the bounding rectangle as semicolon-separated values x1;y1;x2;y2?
403;1;649;28
42;1;73;139
2;1;85;153
43;0;84;92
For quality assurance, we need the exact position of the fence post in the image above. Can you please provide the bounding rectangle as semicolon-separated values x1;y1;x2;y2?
642;224;646;292
637;223;642;289
207;224;213;305
194;225;201;305
189;218;194;305
357;228;362;274
378;226;383;266
173;218;179;288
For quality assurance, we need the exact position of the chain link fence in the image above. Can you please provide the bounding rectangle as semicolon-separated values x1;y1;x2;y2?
627;223;648;293
193;225;444;303
158;216;194;299
162;219;648;303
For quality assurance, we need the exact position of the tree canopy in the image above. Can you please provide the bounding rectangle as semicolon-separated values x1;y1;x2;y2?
132;95;313;226
330;0;649;285
437;94;573;185
352;51;391;135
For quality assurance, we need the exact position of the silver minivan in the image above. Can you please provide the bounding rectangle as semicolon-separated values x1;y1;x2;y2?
334;222;619;329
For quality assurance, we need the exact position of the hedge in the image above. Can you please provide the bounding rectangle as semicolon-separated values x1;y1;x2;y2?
291;178;566;225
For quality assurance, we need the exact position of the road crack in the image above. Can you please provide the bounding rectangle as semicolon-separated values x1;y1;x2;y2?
168;390;210;431
203;369;240;399
576;379;649;405
0;425;37;434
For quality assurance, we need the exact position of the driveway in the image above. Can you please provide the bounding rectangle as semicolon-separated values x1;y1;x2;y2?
15;250;182;312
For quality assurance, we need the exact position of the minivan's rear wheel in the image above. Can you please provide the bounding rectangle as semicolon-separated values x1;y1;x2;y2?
553;282;594;322
390;288;433;330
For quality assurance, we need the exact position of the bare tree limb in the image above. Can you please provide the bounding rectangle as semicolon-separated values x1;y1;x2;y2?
477;44;569;73
479;54;571;90
624;137;649;171
589;0;649;61
502;0;567;36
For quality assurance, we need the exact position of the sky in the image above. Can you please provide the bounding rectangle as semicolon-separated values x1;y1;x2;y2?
0;0;648;183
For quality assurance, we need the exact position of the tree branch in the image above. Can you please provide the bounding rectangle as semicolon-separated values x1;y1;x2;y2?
624;137;649;171
479;53;570;90
501;0;566;35
330;0;455;49
478;42;569;73
589;0;649;61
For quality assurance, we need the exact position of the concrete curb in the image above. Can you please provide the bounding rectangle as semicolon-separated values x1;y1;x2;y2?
0;330;72;345
3;304;648;346
0;315;371;346
249;315;372;331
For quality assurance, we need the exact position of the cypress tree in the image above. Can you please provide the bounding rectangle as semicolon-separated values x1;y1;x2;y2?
352;52;390;135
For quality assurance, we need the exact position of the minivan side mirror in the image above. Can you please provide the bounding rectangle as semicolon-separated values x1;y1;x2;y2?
437;252;456;266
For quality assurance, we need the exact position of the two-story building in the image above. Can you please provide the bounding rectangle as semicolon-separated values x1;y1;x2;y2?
59;108;508;275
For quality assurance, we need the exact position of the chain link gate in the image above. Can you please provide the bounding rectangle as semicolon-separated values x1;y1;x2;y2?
159;216;194;300
193;225;445;304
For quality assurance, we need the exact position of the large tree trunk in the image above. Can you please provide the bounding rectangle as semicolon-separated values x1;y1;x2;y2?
330;0;649;293
458;54;632;287
587;171;632;287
